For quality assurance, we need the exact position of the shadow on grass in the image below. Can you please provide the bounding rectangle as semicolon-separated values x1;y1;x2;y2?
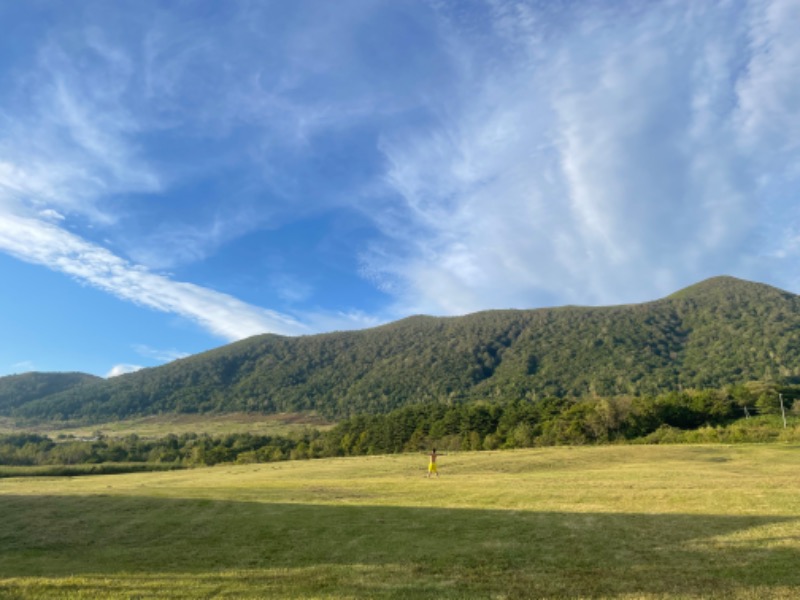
1;494;799;598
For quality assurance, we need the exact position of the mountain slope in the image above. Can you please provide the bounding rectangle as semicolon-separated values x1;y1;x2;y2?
6;276;800;422
0;372;101;414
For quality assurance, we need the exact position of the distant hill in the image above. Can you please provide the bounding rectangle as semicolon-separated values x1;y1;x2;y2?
5;276;800;423
0;372;101;414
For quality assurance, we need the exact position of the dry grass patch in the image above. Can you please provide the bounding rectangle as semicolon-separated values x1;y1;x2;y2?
0;412;330;439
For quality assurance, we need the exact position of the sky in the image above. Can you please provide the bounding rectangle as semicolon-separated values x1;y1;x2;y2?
1;0;799;378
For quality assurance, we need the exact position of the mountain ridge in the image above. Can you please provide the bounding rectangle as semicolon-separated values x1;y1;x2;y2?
3;276;799;422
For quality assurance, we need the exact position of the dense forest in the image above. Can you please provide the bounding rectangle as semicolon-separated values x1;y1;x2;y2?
3;276;800;424
0;372;100;414
3;383;800;473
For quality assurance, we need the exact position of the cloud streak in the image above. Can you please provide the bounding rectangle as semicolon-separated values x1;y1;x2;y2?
0;12;317;344
0;209;306;339
367;0;800;313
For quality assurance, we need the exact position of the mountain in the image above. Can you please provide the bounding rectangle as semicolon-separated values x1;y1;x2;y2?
5;276;800;423
0;372;101;414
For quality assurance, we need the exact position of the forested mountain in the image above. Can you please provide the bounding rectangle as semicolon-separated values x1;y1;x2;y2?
0;372;101;414
5;276;800;423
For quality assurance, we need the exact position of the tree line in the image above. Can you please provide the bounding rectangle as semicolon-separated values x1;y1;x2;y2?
0;431;304;468
3;383;799;471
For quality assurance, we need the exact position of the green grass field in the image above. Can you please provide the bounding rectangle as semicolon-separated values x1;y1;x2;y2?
2;444;800;599
0;412;331;439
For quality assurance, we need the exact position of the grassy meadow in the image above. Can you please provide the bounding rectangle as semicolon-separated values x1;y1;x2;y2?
0;412;331;439
2;444;800;599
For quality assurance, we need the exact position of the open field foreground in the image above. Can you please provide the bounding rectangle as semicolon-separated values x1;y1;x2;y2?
2;445;800;599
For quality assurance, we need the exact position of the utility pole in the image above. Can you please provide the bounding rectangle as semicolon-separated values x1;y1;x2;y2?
779;393;787;429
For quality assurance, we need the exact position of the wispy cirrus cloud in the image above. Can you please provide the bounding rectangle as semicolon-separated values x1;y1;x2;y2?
735;0;800;153
733;0;800;292
365;0;800;313
0;209;306;339
0;12;317;344
3;1;417;360
0;30;310;341
132;344;191;363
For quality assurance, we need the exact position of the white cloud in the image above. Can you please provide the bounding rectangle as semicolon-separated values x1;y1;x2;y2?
735;0;800;154
365;0;800;313
106;364;144;378
132;344;191;363
11;361;35;374
0;208;306;339
0;34;162;225
731;0;800;274
0;21;314;343
272;273;314;304
296;308;385;334
38;208;65;222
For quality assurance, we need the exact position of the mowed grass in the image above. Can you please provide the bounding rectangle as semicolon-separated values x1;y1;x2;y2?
2;444;800;599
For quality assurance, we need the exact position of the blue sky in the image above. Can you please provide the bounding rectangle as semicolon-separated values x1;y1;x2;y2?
1;0;799;378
